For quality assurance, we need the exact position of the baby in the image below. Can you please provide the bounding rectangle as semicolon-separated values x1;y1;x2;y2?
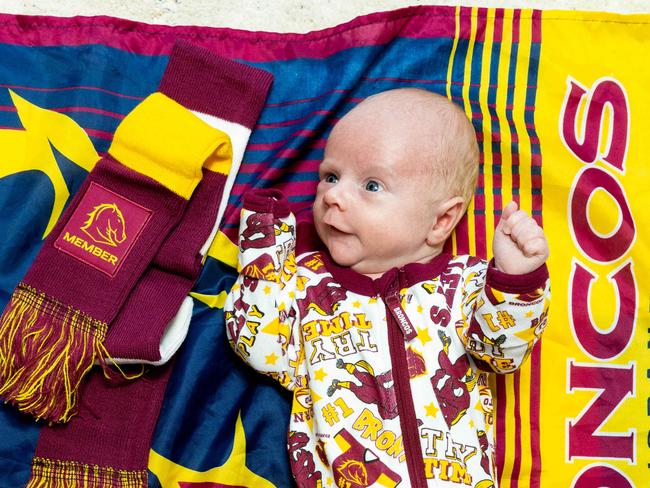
225;88;550;488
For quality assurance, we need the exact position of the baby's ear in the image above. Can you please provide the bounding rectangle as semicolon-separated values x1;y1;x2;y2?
426;196;465;247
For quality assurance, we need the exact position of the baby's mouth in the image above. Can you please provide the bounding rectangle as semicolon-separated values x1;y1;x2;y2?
321;214;352;236
328;224;352;237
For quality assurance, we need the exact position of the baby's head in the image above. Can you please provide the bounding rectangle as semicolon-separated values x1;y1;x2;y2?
313;88;479;278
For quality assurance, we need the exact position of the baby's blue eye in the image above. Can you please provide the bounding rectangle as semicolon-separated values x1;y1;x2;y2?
365;180;382;192
324;174;338;184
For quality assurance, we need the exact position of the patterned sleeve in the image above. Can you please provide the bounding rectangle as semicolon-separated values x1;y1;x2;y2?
224;188;303;390
455;257;550;374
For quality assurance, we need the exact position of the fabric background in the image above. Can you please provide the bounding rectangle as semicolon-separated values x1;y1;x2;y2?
0;6;647;487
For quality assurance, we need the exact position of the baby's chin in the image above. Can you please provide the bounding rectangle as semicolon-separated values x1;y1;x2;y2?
327;248;389;278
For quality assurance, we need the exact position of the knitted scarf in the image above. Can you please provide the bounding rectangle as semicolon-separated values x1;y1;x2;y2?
0;40;272;486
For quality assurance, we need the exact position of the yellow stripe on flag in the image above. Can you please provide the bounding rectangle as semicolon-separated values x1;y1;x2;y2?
511;11;535;483
477;10;495;261
462;8;478;257
207;230;239;268
514;13;534;217
447;6;462;256
494;11;516;488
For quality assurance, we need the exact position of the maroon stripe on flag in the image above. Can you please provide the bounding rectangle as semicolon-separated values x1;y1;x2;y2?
365;76;447;84
496;375;507;486
530;153;543;225
256;110;336;129
512;10;521;43
0;7;459;62
454;215;470;255
232;180;319;198
247;130;321;151
0;83;145;100
511;371;522;487
475;160;487;259
0;104;125;119
529;0;543;445
531;10;542;43
239;159;322;175
55;106;126;119
493;177;503;219
494;9;505;43
459;7;472;40
273;180;320;196
265;89;349;107
85;128;115;140
443;238;453;254
530;341;542;488
476;8;488;43
512;153;521;206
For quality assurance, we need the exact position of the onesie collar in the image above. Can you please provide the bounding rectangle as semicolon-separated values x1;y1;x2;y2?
320;251;452;297
296;220;452;296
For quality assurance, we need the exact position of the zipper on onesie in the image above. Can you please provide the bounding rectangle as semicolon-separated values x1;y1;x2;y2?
384;269;428;487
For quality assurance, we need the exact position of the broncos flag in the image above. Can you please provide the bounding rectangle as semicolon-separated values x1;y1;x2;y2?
0;6;649;488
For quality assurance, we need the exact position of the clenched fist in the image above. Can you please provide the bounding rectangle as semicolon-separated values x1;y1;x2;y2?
493;201;549;275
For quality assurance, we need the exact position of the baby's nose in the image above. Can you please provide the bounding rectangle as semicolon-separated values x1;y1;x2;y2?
323;184;347;209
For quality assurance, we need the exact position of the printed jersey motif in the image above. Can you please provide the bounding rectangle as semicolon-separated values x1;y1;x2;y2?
224;198;550;487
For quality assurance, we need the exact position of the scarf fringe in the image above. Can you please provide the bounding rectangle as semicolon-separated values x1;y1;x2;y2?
28;457;147;488
0;284;108;423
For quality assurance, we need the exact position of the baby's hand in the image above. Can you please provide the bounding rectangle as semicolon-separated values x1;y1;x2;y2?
493;201;549;274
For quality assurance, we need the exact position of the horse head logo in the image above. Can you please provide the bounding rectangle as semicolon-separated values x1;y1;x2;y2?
80;203;127;247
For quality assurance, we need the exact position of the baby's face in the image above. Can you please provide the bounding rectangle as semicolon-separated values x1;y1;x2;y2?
313;119;443;277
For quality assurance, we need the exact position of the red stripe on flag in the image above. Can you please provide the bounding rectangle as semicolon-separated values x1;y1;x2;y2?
54;106;125;119
459;7;472;40
531;10;542;44
496;375;507;485
512;10;521;43
0;83;144;100
256;110;336;129
265;89;349;107
247;130;321;151
475;164;487;259
511;371;522;488
476;8;488;43
494;9;505;43
239;159;321;176
512;153;521;206
0;104;125;119
530;341;542;488
454;214;470;256
0;7;459;62
84;128;114;140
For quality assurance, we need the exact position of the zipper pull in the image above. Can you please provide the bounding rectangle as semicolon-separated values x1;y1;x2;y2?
386;292;417;341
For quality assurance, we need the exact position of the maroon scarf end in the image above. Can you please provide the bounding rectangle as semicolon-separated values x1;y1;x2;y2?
28;457;147;487
0;284;108;423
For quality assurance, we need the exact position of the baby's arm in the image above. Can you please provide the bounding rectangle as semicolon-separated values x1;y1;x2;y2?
457;203;550;373
224;189;302;389
459;262;550;373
